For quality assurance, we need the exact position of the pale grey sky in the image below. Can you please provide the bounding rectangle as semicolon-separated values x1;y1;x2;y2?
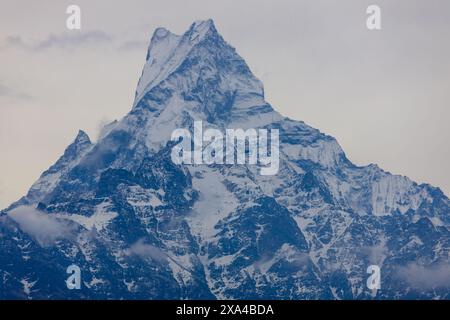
0;0;449;209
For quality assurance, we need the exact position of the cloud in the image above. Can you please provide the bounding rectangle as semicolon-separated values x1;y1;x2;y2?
0;83;32;101
360;242;388;265
7;206;76;246
254;244;310;273
1;31;150;54
117;40;148;52
95;118;118;141
1;36;28;50
2;31;114;52
1;31;149;54
35;31;113;50
0;84;10;95
293;252;310;266
125;239;167;263
396;262;450;289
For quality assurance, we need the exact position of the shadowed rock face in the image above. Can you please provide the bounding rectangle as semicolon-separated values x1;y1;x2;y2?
1;19;449;300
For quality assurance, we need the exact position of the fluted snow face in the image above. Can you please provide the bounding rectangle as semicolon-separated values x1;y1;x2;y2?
134;20;264;114
134;28;182;104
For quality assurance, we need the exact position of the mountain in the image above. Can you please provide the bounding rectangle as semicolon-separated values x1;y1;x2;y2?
1;19;449;300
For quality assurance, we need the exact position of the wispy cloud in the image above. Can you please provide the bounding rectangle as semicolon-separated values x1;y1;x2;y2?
125;239;168;263
0;82;32;101
2;31;114;52
2;36;28;50
396;262;450;289
360;241;388;265
1;31;148;52
254;244;310;273
117;40;147;52
35;31;113;50
0;83;12;95
7;206;76;246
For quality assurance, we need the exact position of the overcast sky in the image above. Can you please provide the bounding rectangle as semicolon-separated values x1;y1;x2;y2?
0;0;449;209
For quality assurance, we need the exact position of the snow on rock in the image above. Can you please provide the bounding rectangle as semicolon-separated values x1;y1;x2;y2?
186;167;238;241
59;201;118;231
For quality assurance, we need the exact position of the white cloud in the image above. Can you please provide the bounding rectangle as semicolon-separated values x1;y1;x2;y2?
1;31;149;53
7;205;76;246
360;241;388;265
117;40;148;52
0;82;31;101
397;262;450;289
1;31;113;52
34;31;113;51
125;239;168;263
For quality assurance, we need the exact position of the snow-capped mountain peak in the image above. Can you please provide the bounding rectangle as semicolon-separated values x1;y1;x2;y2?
134;19;221;106
74;129;91;145
1;19;449;300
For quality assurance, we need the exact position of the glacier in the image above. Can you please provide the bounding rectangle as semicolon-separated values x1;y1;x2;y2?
0;19;449;300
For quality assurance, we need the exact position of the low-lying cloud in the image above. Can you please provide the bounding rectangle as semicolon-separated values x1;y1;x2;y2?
125;239;168;263
360;242;388;265
0;82;32;101
397;262;450;289
7;206;75;246
254;244;310;273
117;40;147;52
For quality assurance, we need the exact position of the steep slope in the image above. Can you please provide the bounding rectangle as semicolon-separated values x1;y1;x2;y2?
1;19;449;299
